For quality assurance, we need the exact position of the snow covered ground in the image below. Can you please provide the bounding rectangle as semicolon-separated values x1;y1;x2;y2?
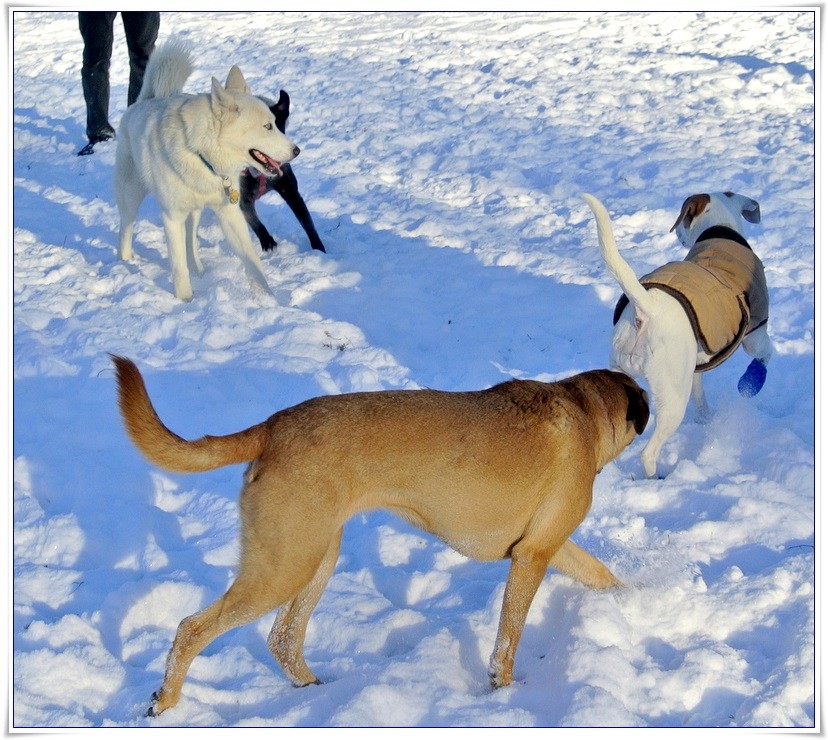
11;9;816;729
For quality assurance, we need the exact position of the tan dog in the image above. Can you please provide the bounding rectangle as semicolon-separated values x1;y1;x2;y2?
112;356;649;716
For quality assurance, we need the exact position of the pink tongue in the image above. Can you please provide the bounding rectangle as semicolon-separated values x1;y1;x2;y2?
253;150;282;176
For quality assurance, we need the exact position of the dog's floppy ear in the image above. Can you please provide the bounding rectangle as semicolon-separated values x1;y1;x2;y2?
224;65;251;94
741;200;761;224
670;194;711;233
724;191;761;224
624;383;650;435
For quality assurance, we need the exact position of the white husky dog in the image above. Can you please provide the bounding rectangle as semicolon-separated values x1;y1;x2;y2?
115;39;300;301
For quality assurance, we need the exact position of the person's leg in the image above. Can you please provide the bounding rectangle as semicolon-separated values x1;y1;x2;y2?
121;12;160;105
78;12;117;142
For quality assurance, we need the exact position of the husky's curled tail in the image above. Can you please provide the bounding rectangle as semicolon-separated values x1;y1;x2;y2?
137;38;194;102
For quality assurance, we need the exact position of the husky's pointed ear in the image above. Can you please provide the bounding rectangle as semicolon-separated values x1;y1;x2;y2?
225;65;250;94
211;76;240;116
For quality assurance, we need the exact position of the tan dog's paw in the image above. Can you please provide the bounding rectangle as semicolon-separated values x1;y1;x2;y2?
146;688;175;717
488;672;511;690
487;656;513;690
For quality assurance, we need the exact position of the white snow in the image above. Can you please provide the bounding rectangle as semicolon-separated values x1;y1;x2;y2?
11;8;816;729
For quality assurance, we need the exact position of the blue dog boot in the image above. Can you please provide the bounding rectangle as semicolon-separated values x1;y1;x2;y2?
738;359;767;397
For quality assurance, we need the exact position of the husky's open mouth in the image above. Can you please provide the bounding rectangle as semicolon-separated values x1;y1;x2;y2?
250;149;283;177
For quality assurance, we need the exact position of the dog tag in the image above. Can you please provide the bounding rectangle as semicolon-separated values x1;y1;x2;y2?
200;160;241;205
221;175;240;204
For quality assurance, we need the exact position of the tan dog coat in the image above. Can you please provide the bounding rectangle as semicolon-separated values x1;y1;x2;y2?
614;227;769;371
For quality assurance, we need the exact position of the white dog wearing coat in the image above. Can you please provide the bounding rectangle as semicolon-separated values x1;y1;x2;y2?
115;39;300;301
583;192;772;477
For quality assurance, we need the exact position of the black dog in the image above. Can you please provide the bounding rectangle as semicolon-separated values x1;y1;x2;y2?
239;90;326;253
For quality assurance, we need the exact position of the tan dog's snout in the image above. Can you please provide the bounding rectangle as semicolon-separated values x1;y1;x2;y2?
626;384;650;434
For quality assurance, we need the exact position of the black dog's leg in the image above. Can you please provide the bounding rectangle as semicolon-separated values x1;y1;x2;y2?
273;164;326;253
239;171;279;252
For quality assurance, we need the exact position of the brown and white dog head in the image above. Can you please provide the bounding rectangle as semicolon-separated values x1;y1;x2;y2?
670;192;761;248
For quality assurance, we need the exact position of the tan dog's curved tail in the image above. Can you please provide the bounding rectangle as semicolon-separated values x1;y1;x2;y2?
111;355;267;473
582;193;653;321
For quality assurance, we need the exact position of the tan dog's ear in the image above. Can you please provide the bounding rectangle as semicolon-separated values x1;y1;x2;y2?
625;384;650;435
225;65;251;94
670;194;711;233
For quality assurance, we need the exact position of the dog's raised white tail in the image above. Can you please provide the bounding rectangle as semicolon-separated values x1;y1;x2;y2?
582;193;652;321
136;38;194;102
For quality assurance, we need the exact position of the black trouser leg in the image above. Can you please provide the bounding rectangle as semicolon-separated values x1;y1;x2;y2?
79;11;116;139
121;12;160;105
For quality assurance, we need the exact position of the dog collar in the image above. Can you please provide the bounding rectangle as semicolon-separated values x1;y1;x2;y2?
198;154;240;204
254;172;269;200
696;226;752;250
